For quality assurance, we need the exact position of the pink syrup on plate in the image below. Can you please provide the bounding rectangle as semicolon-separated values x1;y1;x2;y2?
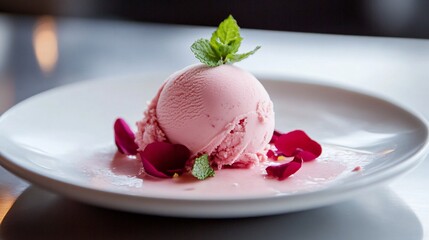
78;144;380;200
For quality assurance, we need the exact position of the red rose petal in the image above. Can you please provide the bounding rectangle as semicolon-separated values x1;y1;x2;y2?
139;155;169;178
266;156;303;180
139;142;190;178
296;150;319;162
114;118;138;155
269;130;283;144
267;149;276;159
275;130;322;162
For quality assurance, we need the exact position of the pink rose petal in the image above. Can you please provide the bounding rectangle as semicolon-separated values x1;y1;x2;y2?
114;118;138;155
266;156;303;180
139;142;190;178
275;130;322;162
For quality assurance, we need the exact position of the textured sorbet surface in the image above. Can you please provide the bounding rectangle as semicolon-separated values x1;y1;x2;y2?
136;64;275;168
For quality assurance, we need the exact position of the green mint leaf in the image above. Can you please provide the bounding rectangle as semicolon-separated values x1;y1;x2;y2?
191;154;215;180
211;15;242;46
190;15;260;66
191;39;222;67
210;15;242;61
227;46;261;64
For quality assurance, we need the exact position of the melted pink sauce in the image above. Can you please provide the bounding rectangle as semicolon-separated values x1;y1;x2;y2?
80;144;373;199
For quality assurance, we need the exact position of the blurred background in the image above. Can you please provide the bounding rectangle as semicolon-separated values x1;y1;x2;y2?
0;0;429;113
1;0;429;38
0;0;429;109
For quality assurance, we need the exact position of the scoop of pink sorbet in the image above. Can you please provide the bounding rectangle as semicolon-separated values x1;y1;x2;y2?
136;64;274;168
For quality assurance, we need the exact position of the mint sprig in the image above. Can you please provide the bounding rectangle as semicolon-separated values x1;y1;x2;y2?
191;15;260;67
191;154;215;180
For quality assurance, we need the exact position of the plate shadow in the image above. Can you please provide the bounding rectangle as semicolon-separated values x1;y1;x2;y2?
0;186;423;240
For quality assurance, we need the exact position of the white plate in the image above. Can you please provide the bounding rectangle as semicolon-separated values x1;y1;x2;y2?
0;76;428;218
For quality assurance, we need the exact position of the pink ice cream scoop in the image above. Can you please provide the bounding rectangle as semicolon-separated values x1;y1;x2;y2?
135;64;274;168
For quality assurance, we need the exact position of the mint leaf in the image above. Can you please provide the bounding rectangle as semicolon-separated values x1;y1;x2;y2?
191;39;222;67
227;46;261;64
191;154;215;180
210;15;242;61
190;15;260;66
211;15;242;47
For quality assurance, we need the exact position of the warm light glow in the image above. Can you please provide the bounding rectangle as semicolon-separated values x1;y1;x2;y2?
33;16;58;74
0;194;15;224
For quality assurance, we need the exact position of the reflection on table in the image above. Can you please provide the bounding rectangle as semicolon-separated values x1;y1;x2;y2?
1;186;423;240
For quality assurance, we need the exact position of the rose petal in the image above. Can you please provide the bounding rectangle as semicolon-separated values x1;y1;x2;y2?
267;149;276;159
114;118;138;155
275;130;322;161
296;150;318;162
139;142;190;178
139;155;169;178
269;130;283;144
266;156;303;180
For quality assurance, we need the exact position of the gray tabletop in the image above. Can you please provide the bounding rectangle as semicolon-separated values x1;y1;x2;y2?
0;14;428;240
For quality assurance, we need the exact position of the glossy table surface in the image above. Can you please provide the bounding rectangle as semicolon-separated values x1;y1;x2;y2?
0;14;428;239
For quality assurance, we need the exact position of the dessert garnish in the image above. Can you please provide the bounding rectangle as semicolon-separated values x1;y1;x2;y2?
271;130;322;162
266;156;303;181
269;130;282;144
114;118;138;155
265;130;322;180
114;119;322;181
140;141;190;178
191;154;215;180
191;15;260;67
